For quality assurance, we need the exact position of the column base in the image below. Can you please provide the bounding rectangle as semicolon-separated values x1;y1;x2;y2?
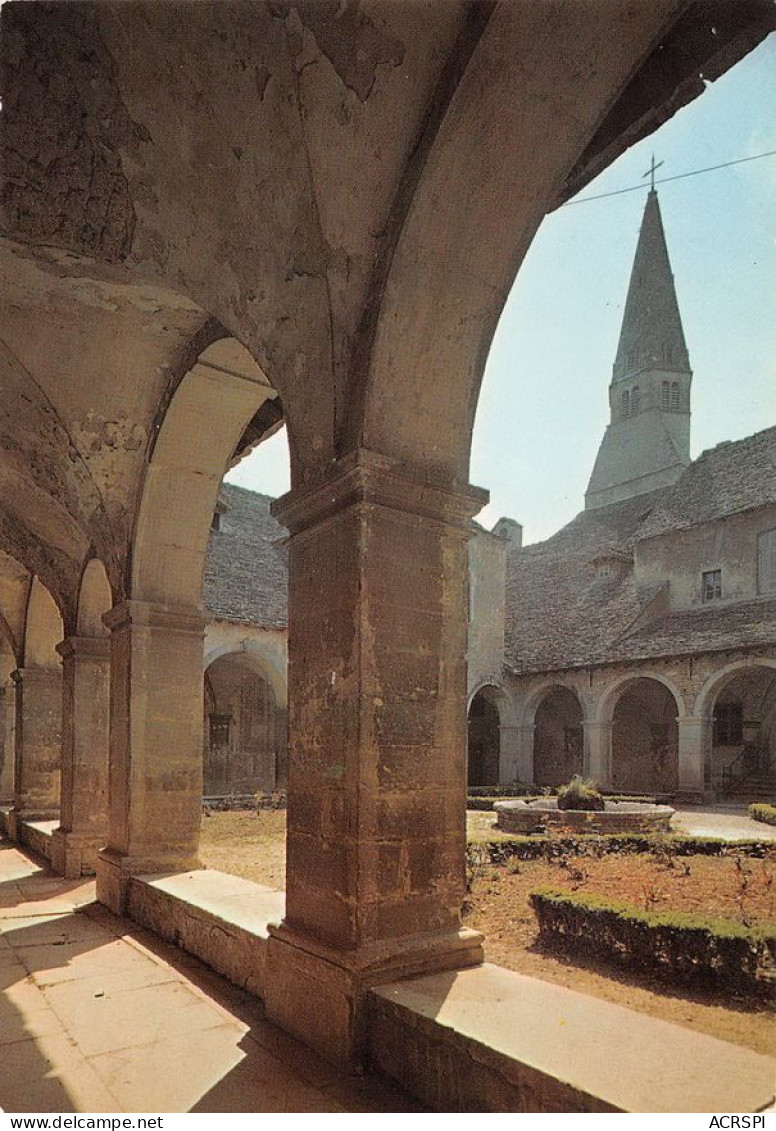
264;921;484;1068
96;847;201;915
50;829;105;879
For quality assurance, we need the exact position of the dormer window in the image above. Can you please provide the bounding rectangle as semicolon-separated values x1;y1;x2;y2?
702;569;722;602
211;497;229;532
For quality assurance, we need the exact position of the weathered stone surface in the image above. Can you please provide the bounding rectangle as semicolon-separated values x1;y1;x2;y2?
369;964;776;1112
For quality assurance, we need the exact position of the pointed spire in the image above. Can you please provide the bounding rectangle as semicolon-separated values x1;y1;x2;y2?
612;190;690;382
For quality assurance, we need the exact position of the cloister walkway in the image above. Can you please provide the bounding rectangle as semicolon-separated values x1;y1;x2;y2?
0;838;417;1113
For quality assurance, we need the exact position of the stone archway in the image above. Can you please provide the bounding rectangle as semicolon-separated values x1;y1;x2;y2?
467;687;501;788
204;651;286;798
97;336;283;907
610;677;680;794
701;663;776;795
533;686;584;788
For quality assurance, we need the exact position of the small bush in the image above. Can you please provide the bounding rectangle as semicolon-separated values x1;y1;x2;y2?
530;887;776;997
750;803;776;827
557;775;604;812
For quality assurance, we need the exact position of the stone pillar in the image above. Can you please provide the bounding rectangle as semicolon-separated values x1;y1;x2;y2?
515;724;535;785
8;666;62;838
584;721;612;787
96;601;205;914
50;637;110;879
677;715;711;796
0;682;15;803
499;725;520;784
264;451;486;1066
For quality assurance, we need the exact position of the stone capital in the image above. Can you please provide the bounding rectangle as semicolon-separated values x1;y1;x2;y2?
102;599;207;636
56;636;111;661
272;448;488;537
11;665;60;685
676;714;713;728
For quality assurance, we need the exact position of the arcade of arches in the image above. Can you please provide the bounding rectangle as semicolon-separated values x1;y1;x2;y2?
465;663;775;798
1;0;774;1089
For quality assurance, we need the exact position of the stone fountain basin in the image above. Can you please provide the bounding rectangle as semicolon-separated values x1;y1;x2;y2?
494;797;676;836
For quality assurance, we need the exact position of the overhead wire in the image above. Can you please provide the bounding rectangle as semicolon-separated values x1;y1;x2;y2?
563;149;776;206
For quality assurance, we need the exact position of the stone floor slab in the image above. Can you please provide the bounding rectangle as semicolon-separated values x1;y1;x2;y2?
0;836;414;1113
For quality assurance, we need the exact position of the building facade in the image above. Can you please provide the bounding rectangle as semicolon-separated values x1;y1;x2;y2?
467;191;776;799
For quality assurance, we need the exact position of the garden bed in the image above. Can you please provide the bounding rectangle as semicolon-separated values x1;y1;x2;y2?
530;888;776;998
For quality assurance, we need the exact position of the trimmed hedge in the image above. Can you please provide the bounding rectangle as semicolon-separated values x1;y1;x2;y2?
530;887;776;997
467;785;537;798
467;833;776;866
750;803;776;827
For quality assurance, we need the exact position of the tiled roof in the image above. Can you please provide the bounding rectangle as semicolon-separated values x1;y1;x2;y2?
605;598;776;662
203;483;288;628
506;427;776;675
637;425;776;538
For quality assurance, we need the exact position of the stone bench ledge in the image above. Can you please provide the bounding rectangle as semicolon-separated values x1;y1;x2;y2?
369;963;775;1113
128;868;285;998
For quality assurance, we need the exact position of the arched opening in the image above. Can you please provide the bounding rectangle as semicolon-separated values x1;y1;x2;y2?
16;575;64;822
611;677;679;793
76;558;112;638
467;687;502;787
708;665;776;796
204;651;286;799
533;686;583;787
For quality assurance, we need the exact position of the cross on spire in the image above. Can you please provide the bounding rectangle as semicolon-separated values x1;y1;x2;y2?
643;154;664;191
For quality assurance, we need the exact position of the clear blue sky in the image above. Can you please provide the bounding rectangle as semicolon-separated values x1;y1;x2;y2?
228;35;776;545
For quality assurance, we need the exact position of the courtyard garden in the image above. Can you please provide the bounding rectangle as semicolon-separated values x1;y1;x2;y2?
199;807;775;1058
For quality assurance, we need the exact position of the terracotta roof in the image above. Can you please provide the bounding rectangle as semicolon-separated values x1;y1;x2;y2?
203;483;287;628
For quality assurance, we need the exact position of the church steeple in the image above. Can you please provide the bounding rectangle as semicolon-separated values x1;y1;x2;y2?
585;189;693;511
612;189;690;383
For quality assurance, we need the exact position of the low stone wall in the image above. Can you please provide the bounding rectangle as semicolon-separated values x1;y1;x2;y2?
494;800;674;836
18;820;54;862
368;964;775;1112
127;870;284;998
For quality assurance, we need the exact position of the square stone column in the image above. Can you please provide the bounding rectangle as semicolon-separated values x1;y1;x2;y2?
264;450;486;1066
50;637;110;879
96;600;205;913
584;721;612;787
515;723;535;784
8;666;62;838
0;682;14;804
677;715;711;797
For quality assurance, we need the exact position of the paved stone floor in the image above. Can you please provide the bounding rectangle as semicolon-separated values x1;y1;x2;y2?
0;837;418;1113
671;803;776;841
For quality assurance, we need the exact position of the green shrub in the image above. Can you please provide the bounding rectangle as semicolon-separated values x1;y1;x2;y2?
530;887;776;997
467;784;536;798
749;803;776;827
466;833;775;866
557;775;604;812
